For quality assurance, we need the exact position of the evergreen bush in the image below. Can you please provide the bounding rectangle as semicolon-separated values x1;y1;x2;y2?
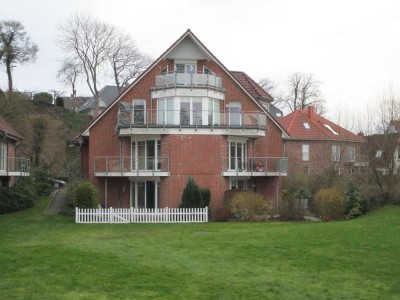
74;181;99;208
180;177;202;208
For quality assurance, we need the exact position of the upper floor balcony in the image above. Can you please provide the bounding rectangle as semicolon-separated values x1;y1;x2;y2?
221;157;288;177
0;157;31;177
154;72;223;91
117;108;267;137
94;156;170;177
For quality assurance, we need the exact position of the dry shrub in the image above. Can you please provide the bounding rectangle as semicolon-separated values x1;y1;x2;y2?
229;191;268;221
314;187;346;220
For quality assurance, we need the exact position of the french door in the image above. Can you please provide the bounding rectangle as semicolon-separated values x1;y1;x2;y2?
131;181;160;209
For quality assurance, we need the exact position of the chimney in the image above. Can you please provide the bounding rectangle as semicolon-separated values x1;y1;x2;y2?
307;106;314;119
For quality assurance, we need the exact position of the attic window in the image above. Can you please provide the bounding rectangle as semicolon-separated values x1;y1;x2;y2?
376;150;383;158
159;65;168;75
203;66;214;75
303;122;310;129
276;112;282;117
324;124;339;135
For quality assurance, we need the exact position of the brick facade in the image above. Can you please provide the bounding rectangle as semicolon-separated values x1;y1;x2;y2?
79;30;287;220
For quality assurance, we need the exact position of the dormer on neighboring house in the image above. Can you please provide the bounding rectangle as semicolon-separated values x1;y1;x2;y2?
77;86;119;116
0;115;30;187
278;106;366;176
78;30;289;220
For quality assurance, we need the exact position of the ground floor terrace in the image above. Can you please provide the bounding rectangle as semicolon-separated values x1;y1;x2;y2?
90;175;283;220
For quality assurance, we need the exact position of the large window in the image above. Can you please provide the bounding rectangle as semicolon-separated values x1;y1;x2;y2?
180;98;203;126
0;142;7;171
230;179;247;190
332;145;340;161
228;140;247;171
208;99;220;125
132;99;145;125
158;98;174;125
132;139;161;171
229;102;242;126
348;146;356;162
302;144;310;161
131;181;160;209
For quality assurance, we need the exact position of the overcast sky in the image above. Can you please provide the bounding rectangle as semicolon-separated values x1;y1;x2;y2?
1;0;400;123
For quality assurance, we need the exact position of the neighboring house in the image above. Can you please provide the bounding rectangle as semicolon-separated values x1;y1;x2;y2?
63;96;90;112
78;30;289;220
77;86;119;116
366;120;400;175
0;115;30;187
278;106;366;176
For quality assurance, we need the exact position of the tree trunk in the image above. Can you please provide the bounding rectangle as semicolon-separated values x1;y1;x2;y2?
6;61;13;97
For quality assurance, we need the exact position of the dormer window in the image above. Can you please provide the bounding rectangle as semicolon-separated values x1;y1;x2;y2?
376;150;383;158
174;63;196;74
324;124;339;135
303;122;310;129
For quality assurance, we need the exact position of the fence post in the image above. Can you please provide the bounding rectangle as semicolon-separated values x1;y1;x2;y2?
75;207;78;223
110;207;113;224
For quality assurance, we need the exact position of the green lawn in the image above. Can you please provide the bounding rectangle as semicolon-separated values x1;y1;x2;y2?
0;197;399;300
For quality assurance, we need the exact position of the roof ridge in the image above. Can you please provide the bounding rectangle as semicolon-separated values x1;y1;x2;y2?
287;110;298;132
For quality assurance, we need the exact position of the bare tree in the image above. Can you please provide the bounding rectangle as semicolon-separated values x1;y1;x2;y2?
258;77;275;97
56;59;82;99
57;14;116;116
0;20;38;94
277;72;326;115
109;31;152;92
363;88;400;201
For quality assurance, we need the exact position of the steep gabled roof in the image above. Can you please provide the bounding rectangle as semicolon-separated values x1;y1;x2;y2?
80;29;288;137
230;71;273;102
77;86;119;113
278;107;364;142
0;114;22;141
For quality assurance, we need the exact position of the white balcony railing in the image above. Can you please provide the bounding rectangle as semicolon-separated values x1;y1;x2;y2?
221;157;288;176
1;157;31;174
117;108;267;130
154;72;222;89
94;156;170;176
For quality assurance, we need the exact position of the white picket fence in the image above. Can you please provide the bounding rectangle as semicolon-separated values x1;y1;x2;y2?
75;207;209;224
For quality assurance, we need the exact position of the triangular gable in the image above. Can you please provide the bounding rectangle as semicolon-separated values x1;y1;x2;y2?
81;29;288;137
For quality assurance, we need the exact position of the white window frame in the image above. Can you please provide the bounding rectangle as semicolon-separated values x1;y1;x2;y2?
302;144;310;161
130;180;160;209
303;122;311;129
348;146;356;162
132;99;146;124
228;139;247;171
131;138;161;171
229;179;248;190
332;145;341;161
0;142;7;171
229;101;242;126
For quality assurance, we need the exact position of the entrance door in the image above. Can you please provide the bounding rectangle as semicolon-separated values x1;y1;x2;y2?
131;181;160;209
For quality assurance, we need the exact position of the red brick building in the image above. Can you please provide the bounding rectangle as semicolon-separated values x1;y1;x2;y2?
0;115;30;187
78;30;288;219
278;107;365;177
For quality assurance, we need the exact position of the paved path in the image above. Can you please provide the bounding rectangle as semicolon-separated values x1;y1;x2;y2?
45;188;66;215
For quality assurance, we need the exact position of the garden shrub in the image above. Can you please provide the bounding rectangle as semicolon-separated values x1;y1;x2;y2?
200;188;211;207
229;191;268;221
63;179;82;214
74;181;99;208
180;177;203;208
314;187;346;220
0;178;36;214
345;183;367;219
280;194;305;221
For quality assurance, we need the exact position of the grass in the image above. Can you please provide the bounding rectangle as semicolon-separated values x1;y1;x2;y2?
1;197;399;299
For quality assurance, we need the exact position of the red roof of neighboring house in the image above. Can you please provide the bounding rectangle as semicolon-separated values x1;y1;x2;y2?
278;107;364;142
0;114;22;141
230;71;273;102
